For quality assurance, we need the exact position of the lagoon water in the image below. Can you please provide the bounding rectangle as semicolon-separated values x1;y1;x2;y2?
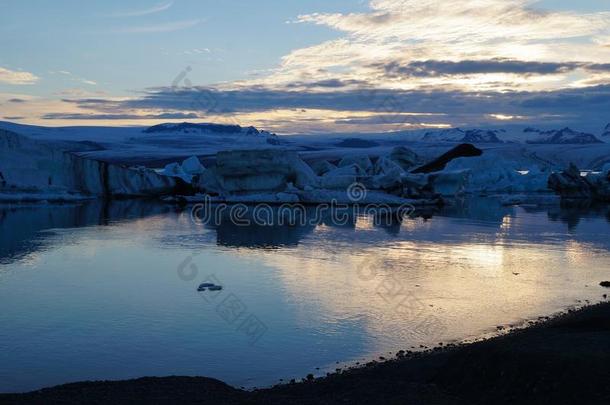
1;199;610;392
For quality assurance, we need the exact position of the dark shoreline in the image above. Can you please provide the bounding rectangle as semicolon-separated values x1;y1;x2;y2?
2;301;610;405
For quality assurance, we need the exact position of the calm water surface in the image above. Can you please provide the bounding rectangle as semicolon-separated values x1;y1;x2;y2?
1;199;610;392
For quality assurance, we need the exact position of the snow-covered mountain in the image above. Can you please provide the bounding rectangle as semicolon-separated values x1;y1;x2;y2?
525;127;603;144
143;122;281;145
602;124;610;137
422;128;504;143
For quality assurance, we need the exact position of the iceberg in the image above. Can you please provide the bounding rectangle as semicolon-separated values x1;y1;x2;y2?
338;155;373;174
310;160;337;176
389;146;419;170
181;156;206;175
442;152;550;194
0;129;178;199
213;149;318;192
548;163;610;201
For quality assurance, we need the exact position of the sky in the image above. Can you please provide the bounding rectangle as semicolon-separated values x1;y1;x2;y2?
1;0;610;133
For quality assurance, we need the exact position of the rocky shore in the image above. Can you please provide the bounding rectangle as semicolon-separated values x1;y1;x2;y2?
2;302;609;404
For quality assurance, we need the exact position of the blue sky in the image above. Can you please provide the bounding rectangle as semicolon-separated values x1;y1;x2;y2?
1;0;364;93
1;0;610;133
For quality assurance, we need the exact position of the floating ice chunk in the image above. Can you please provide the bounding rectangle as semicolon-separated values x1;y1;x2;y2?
338;155;373;174
160;162;192;183
275;192;300;203
389;147;419;170
194;167;223;194
215;149;318;192
181;156;205;175
310;160;337;176
322;164;360;177
373;157;404;177
320;175;358;190
428;170;470;196
444;153;549;193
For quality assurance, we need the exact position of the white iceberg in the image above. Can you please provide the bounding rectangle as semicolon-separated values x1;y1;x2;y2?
181;156;206;175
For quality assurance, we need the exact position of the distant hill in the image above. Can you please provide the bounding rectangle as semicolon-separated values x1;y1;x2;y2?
525;127;603;144
422;128;504;143
143;122;281;145
145;122;262;135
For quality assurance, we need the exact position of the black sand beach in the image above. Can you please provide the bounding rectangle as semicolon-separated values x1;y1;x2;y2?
2;301;609;405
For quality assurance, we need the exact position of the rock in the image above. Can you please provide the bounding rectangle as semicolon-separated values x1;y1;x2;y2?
181;156;205;175
197;282;217;291
199;283;216;288
338;155;373;174
600;281;610;288
412;144;482;174
389;147;419;170
548;163;610;201
310;160;337;176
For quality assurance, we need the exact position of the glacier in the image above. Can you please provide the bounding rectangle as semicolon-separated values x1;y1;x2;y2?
3;120;610;205
0;129;179;200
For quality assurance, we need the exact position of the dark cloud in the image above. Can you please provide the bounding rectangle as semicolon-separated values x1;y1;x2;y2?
42;112;200;120
8;98;27;103
61;98;116;104
376;59;582;77
286;79;367;89
3;116;25;120
48;84;610;129
587;63;610;72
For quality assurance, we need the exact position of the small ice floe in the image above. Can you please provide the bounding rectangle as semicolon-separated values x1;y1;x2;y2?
197;282;222;292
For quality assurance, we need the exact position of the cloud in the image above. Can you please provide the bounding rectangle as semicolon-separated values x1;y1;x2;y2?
376;59;583;78
587;63;610;72
257;0;610;93
14;0;610;132
8;98;27;103
50;70;97;86
42;112;199;120
111;19;202;34
0;67;39;85
109;2;173;17
56;84;610;125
